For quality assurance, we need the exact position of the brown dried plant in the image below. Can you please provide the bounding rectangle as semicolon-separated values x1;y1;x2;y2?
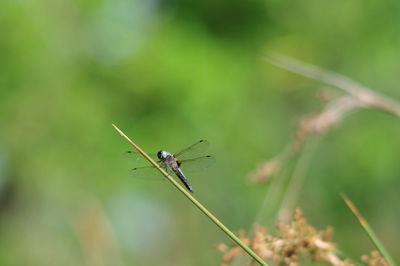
249;54;400;226
217;209;389;266
361;251;389;266
243;55;397;266
250;53;400;185
249;93;362;184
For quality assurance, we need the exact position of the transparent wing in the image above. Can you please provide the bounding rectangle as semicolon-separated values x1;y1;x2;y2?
124;151;158;166
179;155;215;173
129;163;166;180
174;140;210;160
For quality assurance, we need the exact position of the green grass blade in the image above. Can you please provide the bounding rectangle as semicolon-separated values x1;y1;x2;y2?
341;193;397;266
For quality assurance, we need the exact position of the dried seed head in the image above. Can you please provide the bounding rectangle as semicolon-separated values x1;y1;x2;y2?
217;209;359;266
361;250;389;266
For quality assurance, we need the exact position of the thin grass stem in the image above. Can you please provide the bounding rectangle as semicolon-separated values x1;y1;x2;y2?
266;53;400;117
112;124;268;266
341;193;397;266
277;137;320;223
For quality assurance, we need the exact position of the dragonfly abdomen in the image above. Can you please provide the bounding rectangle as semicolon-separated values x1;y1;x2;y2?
172;167;193;193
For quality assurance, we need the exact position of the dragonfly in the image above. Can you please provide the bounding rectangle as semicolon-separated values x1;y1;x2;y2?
126;140;215;193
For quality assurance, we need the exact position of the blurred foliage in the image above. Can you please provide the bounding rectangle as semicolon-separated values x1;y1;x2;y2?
0;0;400;265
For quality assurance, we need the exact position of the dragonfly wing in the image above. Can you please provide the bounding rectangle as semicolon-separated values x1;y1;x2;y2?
129;163;167;180
179;155;215;173
124;151;158;166
174;140;210;160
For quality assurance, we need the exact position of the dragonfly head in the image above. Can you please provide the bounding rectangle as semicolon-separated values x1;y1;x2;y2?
157;150;168;160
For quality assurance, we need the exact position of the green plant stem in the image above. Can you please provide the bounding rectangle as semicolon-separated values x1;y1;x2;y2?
112;124;268;266
341;193;397;266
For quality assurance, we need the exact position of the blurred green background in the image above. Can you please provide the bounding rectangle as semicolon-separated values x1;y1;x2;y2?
1;0;400;265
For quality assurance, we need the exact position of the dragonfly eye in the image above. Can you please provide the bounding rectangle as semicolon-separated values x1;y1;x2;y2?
157;150;167;159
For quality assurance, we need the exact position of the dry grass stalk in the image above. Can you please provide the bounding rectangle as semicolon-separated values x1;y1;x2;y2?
248;157;283;184
251;53;400;184
361;251;389;266
218;209;390;266
218;209;352;266
249;54;400;226
250;94;361;184
266;53;400;117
